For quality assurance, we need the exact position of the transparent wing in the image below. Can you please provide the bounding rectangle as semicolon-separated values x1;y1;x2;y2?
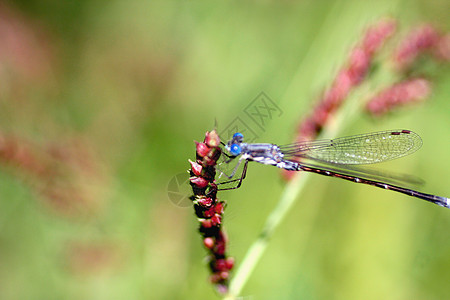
279;130;422;165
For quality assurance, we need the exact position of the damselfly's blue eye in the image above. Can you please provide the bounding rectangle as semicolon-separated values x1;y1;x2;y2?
230;144;242;156
233;132;244;139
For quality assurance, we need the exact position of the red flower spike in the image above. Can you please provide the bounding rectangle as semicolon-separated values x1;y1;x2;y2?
189;159;203;176
195;141;210;157
366;78;431;116
393;24;440;69
189;130;232;293
190;176;209;188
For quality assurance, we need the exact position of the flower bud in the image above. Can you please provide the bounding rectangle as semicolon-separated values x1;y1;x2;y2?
189;159;203;176
203;237;214;249
190;176;209;188
214;239;226;256
203;207;216;218
214;201;225;214
201;219;212;228
225;257;235;270
195;141;210;157
211;214;221;226
214;259;228;271
205;130;220;148
197;197;213;208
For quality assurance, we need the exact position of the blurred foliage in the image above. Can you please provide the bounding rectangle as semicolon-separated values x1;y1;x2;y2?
0;0;448;299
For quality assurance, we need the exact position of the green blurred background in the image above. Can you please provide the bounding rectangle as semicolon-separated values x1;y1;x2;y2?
0;0;448;299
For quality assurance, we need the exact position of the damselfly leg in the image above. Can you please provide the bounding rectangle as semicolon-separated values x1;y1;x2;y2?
214;138;250;190
215;160;248;191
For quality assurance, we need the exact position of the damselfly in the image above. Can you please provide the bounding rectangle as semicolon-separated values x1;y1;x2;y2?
219;129;449;209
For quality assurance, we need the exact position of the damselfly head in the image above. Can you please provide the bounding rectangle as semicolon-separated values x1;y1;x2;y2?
225;132;244;156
